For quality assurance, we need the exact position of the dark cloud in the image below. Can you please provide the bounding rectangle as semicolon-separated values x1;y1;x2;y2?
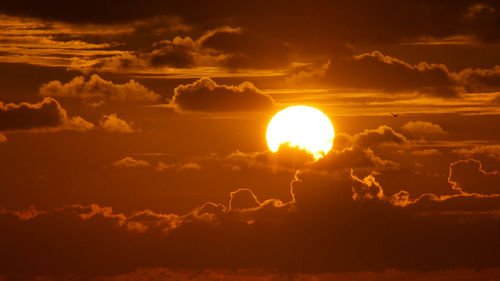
351;125;408;148
448;159;500;195
291;51;463;97
226;144;316;172
147;38;197;68
170;77;274;112
80;33;214;72
44;267;500;281
229;188;261;210
0;97;94;134
81;26;290;72
2;0;500;46
289;51;500;95
313;146;399;173
198;26;290;69
39;74;160;105
224;126;405;173
1;157;500;278
457;66;500;93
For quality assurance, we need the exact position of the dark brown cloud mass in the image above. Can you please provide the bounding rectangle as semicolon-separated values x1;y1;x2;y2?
1;157;499;279
2;0;500;45
289;50;500;96
456;66;500;93
448;159;500;195
0;97;93;135
289;51;463;97
170;77;274;112
77;26;290;73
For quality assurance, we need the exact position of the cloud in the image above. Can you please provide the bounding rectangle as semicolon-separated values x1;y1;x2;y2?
402;121;447;137
2;157;500;278
75;34;222;73
39;74;160;105
0;15;129;69
197;26;290;69
0;133;6;143
229;188;261;210
319;51;462;97
223;126;405;173
351;172;384;201
448;159;500;195
0;97;94;138
453;145;500;160
351;125;408;148
170;77;274;112
290;51;500;97
3;1;500;46
99;114;136;133
313;146;399;173
75;25;289;74
46;267;500;281
156;161;202;172
113;157;150;168
411;149;441;156
456;65;500;93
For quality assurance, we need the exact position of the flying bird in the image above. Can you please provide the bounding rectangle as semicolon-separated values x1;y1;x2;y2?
390;112;399;117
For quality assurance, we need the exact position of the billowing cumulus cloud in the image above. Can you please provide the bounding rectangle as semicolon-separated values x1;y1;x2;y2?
290;51;500;97
39;74;160;105
448;159;500;195
229;188;261;210
113;157;150;168
0;97;94;140
170;77;274;112
341;51;461;97
402;121;447;137
457;66;500;93
99;114;137;133
350;125;407;148
222;126;405;173
290;51;463;97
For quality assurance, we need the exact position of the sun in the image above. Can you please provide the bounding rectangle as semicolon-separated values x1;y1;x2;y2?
266;105;335;160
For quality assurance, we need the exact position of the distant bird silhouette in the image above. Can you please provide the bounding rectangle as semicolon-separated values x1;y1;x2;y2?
390;112;399;117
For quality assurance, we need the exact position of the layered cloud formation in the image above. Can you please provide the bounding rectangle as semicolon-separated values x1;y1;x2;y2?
1;1;500;280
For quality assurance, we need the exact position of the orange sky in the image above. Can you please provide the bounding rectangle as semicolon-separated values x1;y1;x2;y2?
1;1;500;280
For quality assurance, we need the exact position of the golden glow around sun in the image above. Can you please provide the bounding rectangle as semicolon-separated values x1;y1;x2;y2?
266;105;335;160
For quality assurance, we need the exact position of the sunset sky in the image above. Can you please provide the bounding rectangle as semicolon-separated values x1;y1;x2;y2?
1;1;500;280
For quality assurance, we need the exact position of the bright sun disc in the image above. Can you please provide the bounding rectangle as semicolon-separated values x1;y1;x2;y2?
266;105;335;160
